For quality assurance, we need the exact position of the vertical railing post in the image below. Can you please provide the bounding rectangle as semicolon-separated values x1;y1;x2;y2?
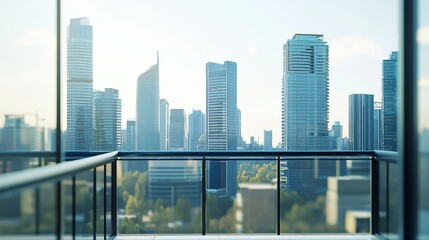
104;165;107;240
112;161;117;236
93;169;97;239
72;176;76;240
276;155;281;235
202;156;206;235
371;155;379;235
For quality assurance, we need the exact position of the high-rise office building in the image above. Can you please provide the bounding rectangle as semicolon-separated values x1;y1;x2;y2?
264;130;273;150
349;94;374;151
93;88;121;151
349;94;374;176
124;120;136;151
169;109;187;150
188;110;205;151
66;18;93;151
206;61;238;197
382;51;398;151
136;53;160;151
237;108;243;147
282;34;329;150
330;121;343;150
160;99;170;150
374;102;383;150
281;34;331;196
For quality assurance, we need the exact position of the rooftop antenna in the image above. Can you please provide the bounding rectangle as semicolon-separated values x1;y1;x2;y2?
157;51;159;64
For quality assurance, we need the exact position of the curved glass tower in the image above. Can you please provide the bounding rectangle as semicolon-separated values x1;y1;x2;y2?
136;53;160;151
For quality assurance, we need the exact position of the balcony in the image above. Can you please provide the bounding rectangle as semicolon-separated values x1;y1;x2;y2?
0;150;398;239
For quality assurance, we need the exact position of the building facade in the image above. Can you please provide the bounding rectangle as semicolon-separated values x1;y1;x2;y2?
374;102;383;150
93;88;121;151
160;99;170;150
206;61;238;197
281;34;331;196
382;51;398;151
188;110;205;151
136;53;160;151
349;94;374;151
169;109;187;150
264;130;273;150
66;18;93;151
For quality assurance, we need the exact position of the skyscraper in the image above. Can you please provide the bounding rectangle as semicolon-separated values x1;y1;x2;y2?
281;34;331;196
160;99;170;150
124;119;136;151
349;94;374;176
66;18;93;151
237;108;243;147
136;53;160;151
282;34;329;150
188;110;205;151
169;109;187;150
382;51;398;151
264;130;273;150
206;61;238;197
349;94;374;151
374;102;383;150
330;121;343;150
93;88;122;151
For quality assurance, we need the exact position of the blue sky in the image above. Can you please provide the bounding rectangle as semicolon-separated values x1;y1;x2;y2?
4;0;429;145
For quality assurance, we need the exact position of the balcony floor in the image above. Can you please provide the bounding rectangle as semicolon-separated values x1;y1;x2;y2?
114;235;382;240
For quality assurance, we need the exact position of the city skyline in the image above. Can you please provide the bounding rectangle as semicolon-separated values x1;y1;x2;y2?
60;0;399;145
0;1;402;145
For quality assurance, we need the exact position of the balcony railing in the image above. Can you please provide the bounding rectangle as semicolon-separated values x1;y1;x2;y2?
0;151;398;239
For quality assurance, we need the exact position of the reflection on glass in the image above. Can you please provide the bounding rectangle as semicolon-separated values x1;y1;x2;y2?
207;159;276;234
281;159;370;234
0;189;35;235
76;170;93;237
96;166;105;237
118;159;201;234
0;1;56;152
37;184;56;239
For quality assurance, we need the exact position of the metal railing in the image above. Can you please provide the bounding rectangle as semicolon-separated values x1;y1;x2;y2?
0;150;398;239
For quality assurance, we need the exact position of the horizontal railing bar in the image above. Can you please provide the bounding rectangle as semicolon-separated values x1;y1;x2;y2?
0;151;117;194
117;156;372;161
374;150;399;163
116;150;377;158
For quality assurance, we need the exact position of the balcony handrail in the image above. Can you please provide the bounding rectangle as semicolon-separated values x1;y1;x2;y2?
0;151;117;194
116;150;378;158
374;150;399;163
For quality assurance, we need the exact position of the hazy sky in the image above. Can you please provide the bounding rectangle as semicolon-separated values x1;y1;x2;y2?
4;0;429;145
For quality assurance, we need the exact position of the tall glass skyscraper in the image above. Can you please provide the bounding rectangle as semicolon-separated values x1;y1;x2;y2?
382;51;398;151
374;102;383;150
169;109;187;150
136;53;160;151
188;110;205;151
281;34;331;196
206;61;238;198
66;18;93;151
282;34;329;150
93;88;122;151
348;94;374;175
349;94;375;150
160;99;170;150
